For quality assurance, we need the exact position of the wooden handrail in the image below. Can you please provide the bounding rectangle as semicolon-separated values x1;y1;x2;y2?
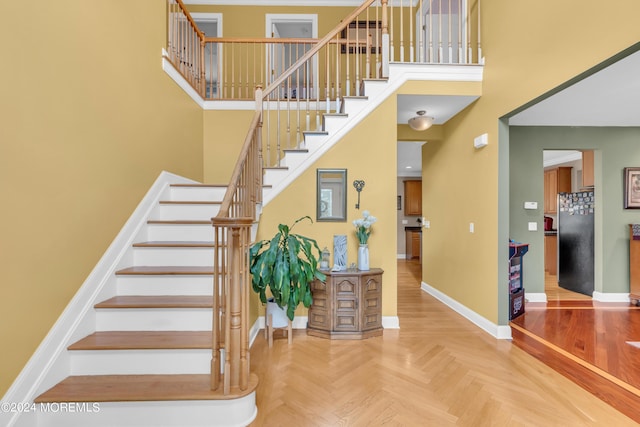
174;0;205;40
217;109;262;218
205;36;319;44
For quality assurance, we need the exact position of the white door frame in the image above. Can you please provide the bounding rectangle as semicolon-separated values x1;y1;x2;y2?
192;13;223;98
265;14;318;99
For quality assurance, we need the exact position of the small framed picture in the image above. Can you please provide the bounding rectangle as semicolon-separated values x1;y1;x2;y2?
624;167;640;209
397;195;401;210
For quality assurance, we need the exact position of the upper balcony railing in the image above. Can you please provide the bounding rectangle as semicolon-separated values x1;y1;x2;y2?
167;0;482;102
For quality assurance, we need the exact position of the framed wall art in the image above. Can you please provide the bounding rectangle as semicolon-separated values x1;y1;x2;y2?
340;21;382;54
624;167;640;209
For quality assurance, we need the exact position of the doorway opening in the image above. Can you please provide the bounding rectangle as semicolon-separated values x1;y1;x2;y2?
542;150;593;300
192;13;222;99
266;14;318;99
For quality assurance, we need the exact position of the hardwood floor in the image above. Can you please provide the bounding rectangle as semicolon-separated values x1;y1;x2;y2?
249;260;636;426
512;290;640;425
544;272;592;300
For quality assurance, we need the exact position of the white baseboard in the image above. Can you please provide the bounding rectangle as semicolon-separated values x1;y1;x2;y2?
592;291;630;303
525;292;547;303
421;281;512;340
382;316;400;329
397;254;407;259
1;171;199;427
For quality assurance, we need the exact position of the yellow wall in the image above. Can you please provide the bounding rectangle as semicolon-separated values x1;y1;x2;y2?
422;0;640;323
0;1;203;395
4;0;640;398
256;95;398;318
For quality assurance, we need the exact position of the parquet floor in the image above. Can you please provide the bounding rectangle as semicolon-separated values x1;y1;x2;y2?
249;261;636;426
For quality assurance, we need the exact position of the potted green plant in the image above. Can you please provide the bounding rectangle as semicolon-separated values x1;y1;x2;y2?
249;216;327;321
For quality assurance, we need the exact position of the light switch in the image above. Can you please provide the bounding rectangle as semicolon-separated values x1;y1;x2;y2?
469;222;475;233
423;220;430;229
524;201;538;210
528;222;538;231
402;220;408;225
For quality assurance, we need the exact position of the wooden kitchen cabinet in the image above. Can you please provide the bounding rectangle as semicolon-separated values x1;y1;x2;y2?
405;229;421;260
544;234;557;275
307;268;383;339
404;180;422;216
582;150;594;188
544;167;572;214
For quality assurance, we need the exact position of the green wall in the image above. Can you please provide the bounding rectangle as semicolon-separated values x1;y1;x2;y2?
510;126;640;295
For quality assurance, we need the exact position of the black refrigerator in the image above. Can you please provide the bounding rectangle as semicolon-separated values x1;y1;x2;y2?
557;191;594;296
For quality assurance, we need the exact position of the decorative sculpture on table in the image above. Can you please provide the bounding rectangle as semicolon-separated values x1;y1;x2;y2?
333;235;347;271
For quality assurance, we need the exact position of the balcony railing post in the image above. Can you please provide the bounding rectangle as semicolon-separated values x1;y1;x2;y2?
381;0;389;77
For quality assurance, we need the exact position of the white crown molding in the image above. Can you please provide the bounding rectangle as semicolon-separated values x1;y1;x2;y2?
421;281;512;340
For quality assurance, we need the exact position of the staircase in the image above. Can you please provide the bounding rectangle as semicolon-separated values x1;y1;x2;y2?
6;183;255;427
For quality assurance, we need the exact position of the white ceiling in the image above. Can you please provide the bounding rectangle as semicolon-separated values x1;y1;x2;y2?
396;94;479;125
509;49;640;126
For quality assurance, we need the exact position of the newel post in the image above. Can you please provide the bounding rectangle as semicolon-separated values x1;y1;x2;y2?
381;0;389;78
210;217;253;394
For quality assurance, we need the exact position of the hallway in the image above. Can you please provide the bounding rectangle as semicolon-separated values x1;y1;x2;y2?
248;260;635;426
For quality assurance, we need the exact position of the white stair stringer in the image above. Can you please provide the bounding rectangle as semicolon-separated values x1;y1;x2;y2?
262;62;483;207
2;173;258;427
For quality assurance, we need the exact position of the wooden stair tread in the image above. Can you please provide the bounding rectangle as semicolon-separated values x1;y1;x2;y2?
69;331;212;350
95;296;213;309
159;201;222;205
147;220;212;225
116;266;214;275
170;184;227;188
283;148;309;153
132;241;214;248
34;373;259;403
303;130;328;135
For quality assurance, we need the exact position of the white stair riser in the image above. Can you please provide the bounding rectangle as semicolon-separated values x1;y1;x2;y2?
362;80;387;98
280;152;309;169
69;349;211;375
154;204;220;221
302;133;328;150
147;224;213;241
262;168;290;187
169;186;227;201
96;308;212;331
117;276;213;296
35;397;256;427
133;247;215;266
342;98;368;116
322;116;349;133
